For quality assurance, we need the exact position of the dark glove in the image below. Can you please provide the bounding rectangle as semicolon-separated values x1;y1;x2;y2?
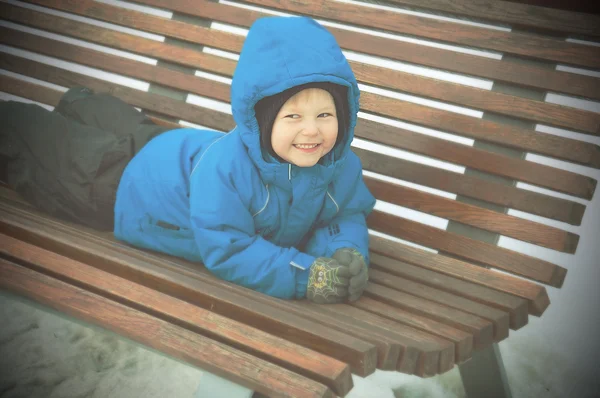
307;257;351;304
332;248;368;302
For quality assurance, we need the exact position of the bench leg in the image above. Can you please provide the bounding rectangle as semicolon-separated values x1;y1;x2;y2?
194;371;254;398
459;343;512;398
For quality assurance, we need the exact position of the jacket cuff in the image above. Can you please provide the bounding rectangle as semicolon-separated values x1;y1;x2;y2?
291;252;315;299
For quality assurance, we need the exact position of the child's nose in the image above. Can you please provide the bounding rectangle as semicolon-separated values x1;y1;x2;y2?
301;120;319;136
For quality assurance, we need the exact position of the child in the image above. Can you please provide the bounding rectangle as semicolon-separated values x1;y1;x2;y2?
0;16;375;304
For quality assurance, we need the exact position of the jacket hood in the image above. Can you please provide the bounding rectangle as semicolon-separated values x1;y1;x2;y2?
231;16;360;183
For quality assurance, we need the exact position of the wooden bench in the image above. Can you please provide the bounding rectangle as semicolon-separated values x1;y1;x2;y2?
1;0;599;396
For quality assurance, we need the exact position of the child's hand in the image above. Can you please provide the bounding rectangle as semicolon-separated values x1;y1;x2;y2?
307;257;351;304
332;248;368;302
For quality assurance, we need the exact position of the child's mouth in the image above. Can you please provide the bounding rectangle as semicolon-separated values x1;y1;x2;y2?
293;143;320;153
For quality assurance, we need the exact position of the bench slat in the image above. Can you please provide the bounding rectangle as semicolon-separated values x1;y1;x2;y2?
193;269;454;377
365;283;494;350
1;69;585;231
243;0;600;69
0;259;334;398
11;2;600;165
3;24;596;197
384;0;600;38
0;232;352;396
17;0;600;105
0;28;589;236
0;201;378;377
369;269;510;339
357;148;586;225
361;92;600;174
369;253;529;330
353;297;473;363
352;62;600;136
369;236;550;315
305;302;456;375
0;54;236;131
365;176;579;253
9;2;600;137
368;210;567;287
0;2;237;76
133;0;600;101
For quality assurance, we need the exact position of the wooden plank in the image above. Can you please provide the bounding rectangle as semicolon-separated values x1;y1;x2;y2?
365;176;580;253
4;26;597;192
360;91;600;175
368;269;510;340
133;0;600;102
0;203;378;377
0;2;237;77
0;233;352;396
243;0;600;69
305;302;456;375
7;4;600;138
0;65;583;235
368;210;567;287
354;297;473;363
0;54;236;132
0;26;231;103
369;235;550;316
191;267;454;377
0;260;334;398
384;0;600;38
369;253;529;330
357;147;587;225
16;0;600;164
356;119;587;225
365;283;495;350
351;62;600;136
1;52;589;226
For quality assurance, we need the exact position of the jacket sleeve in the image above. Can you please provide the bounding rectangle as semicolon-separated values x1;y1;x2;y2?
303;154;376;262
189;156;315;300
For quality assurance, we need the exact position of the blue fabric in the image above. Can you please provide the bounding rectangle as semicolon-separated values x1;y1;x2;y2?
114;16;376;299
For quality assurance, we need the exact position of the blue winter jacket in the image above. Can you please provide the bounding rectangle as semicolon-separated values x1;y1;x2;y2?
113;16;376;299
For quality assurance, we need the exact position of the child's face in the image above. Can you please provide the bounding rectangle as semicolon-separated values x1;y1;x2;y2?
271;88;338;167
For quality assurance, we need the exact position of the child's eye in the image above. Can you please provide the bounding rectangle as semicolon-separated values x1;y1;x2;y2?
285;114;300;119
318;113;333;118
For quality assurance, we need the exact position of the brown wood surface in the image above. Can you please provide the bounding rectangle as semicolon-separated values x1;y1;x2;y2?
0;202;378;377
131;0;600;101
17;0;600;105
7;3;600;138
369;253;529;330
368;210;567;287
0;54;236;132
384;0;600;38
354;297;473;363
365;283;494;350
0;28;589;240
356;147;587;225
369;236;550;316
2;24;596;202
360;92;600;175
303;302;455;375
0;70;588;231
0;232;352;396
243;0;600;69
10;1;600;164
192;269;456;377
368;269;510;339
364;176;580;253
352;62;600;136
0;260;334;398
0;2;237;77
